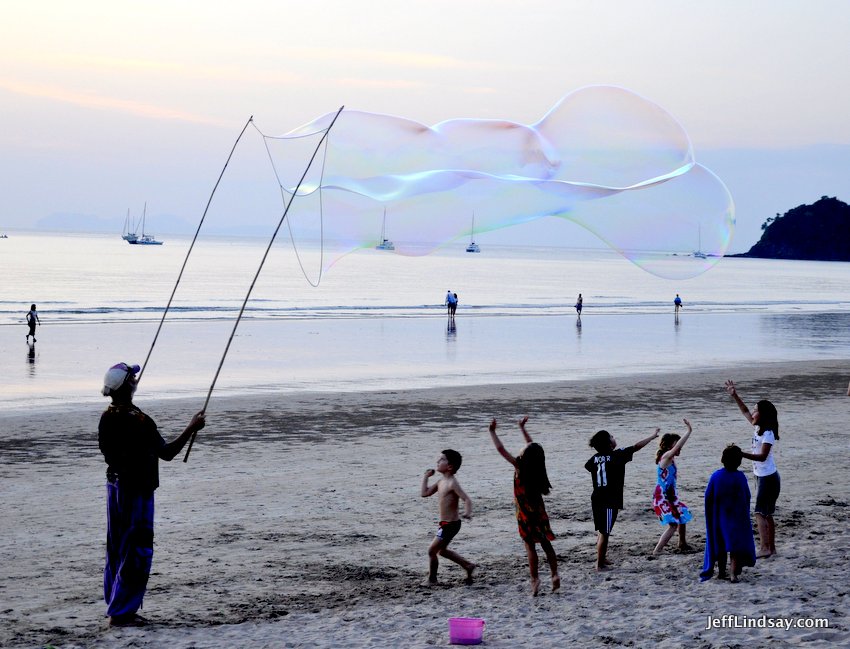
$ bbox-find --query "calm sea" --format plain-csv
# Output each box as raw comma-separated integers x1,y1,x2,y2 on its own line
1,232,849,412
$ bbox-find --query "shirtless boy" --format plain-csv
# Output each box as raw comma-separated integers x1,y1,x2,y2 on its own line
421,449,476,584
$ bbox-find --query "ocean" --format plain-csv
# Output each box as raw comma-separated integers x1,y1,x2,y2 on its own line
1,232,849,412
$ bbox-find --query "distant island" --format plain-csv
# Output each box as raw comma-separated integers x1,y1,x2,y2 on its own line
733,196,850,261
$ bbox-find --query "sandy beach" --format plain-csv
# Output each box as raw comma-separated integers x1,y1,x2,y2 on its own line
1,359,848,648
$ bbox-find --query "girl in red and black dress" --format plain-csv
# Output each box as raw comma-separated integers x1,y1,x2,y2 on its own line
489,416,560,596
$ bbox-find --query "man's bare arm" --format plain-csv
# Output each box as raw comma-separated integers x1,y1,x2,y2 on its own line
160,411,205,461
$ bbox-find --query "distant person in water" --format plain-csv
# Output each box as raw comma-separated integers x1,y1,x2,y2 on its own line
98,362,206,626
445,290,458,318
575,294,583,317
674,294,682,314
26,304,40,342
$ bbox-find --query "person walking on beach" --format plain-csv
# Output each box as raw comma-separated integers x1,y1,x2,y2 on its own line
724,380,780,559
575,293,583,318
585,427,659,571
488,417,560,596
674,294,682,314
98,362,206,626
421,449,476,584
25,304,40,342
700,444,757,583
451,292,458,317
651,419,694,556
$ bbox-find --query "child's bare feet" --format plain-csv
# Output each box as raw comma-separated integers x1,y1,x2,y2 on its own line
756,550,773,559
464,564,476,585
730,575,740,583
595,564,613,572
551,574,561,592
531,577,540,596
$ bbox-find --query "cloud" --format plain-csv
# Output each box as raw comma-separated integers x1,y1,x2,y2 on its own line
333,77,428,90
0,78,229,127
277,46,533,72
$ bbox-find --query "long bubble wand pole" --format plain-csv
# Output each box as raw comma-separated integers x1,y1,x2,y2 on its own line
137,116,254,385
183,105,345,463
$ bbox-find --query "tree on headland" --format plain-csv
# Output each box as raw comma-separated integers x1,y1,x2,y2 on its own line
735,196,850,261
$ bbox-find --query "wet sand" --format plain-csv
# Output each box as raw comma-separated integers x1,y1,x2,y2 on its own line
1,360,848,647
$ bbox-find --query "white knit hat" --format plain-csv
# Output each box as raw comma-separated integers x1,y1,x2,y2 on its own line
101,363,140,396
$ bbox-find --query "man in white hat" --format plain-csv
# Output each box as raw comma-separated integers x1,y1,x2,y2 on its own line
98,362,206,626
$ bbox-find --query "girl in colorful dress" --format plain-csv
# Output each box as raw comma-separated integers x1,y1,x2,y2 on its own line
488,416,560,596
651,419,694,555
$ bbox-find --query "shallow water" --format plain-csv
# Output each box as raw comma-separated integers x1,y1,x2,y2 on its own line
1,232,849,411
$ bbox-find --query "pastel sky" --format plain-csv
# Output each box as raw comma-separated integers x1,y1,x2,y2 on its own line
2,0,849,252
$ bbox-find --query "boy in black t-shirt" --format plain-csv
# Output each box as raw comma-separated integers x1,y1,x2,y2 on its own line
585,428,659,571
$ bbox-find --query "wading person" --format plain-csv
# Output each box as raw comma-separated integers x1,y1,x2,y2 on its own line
26,304,40,342
98,362,206,626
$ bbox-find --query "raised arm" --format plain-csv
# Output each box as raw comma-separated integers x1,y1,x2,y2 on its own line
633,427,661,452
725,380,754,425
518,415,532,444
421,469,438,497
159,411,206,461
658,419,693,468
489,419,518,467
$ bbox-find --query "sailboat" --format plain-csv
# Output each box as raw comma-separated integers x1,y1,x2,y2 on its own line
692,224,707,259
121,208,137,242
128,202,163,245
375,208,395,250
465,212,480,253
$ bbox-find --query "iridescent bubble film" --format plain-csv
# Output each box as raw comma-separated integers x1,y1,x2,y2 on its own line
261,86,734,280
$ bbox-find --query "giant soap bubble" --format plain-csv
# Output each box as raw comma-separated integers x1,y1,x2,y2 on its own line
259,86,734,280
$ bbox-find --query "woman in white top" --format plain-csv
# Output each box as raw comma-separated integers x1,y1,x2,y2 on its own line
724,380,780,558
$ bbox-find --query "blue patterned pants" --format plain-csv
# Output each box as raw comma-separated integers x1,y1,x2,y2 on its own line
104,482,154,617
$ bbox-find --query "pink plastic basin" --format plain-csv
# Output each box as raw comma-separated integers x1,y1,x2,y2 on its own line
448,617,485,645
